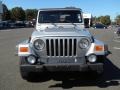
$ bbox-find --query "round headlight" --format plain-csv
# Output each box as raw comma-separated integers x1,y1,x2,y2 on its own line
27,55,36,64
87,54,97,63
33,39,45,50
79,38,90,49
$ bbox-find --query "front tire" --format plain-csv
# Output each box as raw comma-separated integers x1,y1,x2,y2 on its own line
97,56,105,76
96,68,104,75
97,56,105,63
19,56,29,80
20,69,29,80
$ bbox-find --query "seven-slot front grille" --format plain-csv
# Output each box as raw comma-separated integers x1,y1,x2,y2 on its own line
46,38,77,56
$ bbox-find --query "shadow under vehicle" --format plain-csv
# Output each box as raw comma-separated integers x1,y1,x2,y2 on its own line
25,56,120,89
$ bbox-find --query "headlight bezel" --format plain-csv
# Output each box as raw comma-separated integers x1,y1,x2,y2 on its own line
79,38,90,49
33,39,45,50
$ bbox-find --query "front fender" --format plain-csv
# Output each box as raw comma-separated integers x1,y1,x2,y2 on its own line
86,39,108,56
16,40,35,57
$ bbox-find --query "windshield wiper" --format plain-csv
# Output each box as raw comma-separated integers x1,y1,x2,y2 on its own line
65,20,77,27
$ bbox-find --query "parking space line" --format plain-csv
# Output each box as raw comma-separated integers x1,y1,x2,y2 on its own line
113,39,120,43
0,30,11,31
113,47,120,50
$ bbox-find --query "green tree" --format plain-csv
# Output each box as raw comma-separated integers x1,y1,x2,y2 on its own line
11,7,26,21
100,15,111,25
115,15,120,25
93,15,111,25
25,9,38,21
2,4,11,20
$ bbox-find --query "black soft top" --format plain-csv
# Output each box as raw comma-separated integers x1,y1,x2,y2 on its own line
39,7,82,11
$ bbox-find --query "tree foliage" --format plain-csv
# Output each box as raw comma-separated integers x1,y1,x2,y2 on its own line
2,4,11,20
115,15,120,25
92,15,111,25
11,7,26,21
25,9,38,21
100,15,111,25
1,3,115,26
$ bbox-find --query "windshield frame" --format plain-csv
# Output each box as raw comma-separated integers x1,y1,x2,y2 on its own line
38,10,83,24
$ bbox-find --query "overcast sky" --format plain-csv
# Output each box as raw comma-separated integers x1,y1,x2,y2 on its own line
1,0,120,20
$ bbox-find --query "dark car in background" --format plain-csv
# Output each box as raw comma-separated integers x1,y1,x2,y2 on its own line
15,21,26,28
9,22,16,28
1,21,9,29
93,23,107,29
0,22,3,29
0,21,9,29
25,20,36,27
0,20,35,30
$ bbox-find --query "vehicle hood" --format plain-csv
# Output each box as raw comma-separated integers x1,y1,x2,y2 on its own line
31,27,91,38
36,23,84,30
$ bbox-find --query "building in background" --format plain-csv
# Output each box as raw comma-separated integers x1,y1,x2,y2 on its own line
0,1,3,22
83,13,92,28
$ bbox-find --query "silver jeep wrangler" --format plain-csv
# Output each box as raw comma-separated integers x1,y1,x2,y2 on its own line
17,7,108,79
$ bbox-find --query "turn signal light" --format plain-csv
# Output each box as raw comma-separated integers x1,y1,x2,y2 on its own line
95,45,104,51
20,47,29,52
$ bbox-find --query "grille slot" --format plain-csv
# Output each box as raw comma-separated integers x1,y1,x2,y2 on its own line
46,39,49,55
55,39,58,56
74,39,77,56
69,39,72,56
60,39,63,56
51,39,54,56
65,39,67,56
46,38,77,56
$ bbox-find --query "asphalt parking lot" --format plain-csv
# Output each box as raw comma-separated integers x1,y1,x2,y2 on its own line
0,27,120,90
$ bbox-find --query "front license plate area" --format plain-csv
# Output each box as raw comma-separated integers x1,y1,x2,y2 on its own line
48,58,76,64
57,59,72,63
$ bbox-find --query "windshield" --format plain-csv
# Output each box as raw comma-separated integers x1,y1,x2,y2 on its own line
38,10,82,23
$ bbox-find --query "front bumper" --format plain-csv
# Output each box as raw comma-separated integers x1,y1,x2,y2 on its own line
20,63,103,72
